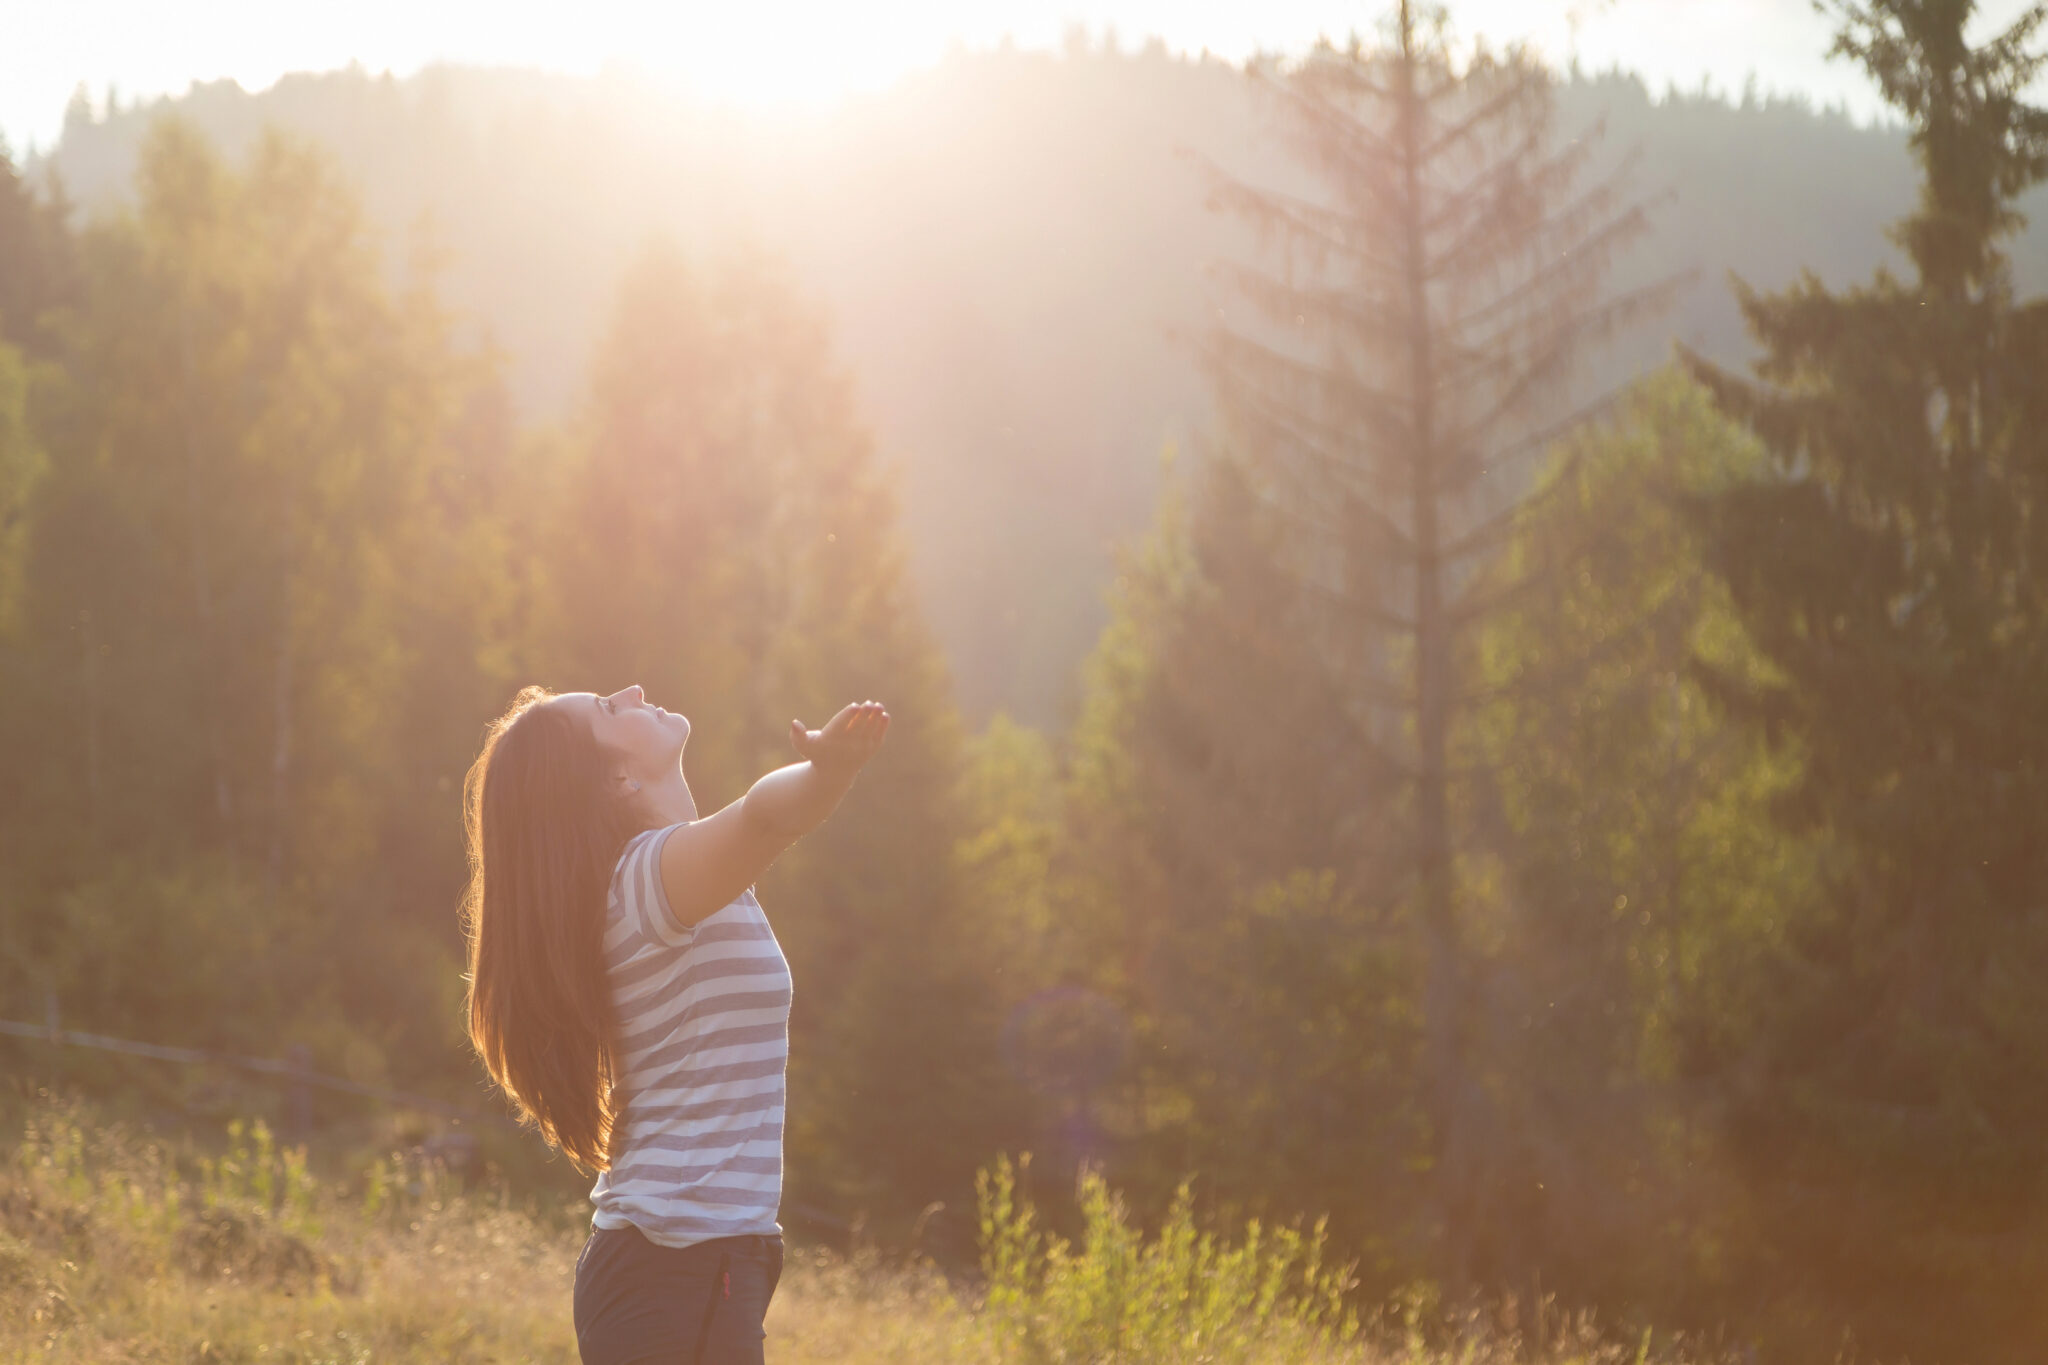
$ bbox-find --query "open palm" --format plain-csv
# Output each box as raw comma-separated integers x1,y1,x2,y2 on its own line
790,700,890,772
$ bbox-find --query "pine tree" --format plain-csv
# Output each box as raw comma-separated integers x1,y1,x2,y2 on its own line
1191,0,1669,1271
537,242,1021,1236
0,339,41,639
1682,2,2048,1355
1064,452,1421,1251
2,117,494,1078
1465,370,1815,1307
0,138,77,357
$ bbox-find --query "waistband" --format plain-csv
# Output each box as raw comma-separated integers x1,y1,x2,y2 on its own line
596,1223,782,1257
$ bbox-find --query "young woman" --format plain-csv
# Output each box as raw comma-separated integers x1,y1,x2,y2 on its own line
461,683,889,1365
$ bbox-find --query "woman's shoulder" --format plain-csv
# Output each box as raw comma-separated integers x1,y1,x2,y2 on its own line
608,822,688,912
610,821,752,951
620,821,681,860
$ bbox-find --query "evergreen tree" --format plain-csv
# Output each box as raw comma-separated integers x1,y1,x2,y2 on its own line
534,242,1020,1236
1465,370,1817,1314
0,338,41,638
0,334,48,1014
1,117,496,1084
0,139,77,357
1052,451,1421,1254
1683,3,2048,1357
1187,0,1668,1271
0,149,73,979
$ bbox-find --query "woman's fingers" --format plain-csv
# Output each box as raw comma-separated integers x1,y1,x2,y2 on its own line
796,702,889,766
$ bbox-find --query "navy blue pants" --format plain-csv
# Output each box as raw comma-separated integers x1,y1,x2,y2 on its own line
573,1226,784,1365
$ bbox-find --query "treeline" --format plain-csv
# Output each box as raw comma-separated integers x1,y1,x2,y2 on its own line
39,35,2048,729
7,3,2048,1363
0,117,1016,1237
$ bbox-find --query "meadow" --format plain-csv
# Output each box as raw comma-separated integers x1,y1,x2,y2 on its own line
0,1091,1723,1365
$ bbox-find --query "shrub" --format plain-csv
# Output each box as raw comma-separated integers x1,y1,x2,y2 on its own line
976,1153,1360,1364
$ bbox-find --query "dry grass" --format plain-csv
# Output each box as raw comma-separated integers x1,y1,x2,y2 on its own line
0,1095,1726,1365
0,1099,582,1363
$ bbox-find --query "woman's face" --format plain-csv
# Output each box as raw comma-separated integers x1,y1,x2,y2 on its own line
556,685,689,789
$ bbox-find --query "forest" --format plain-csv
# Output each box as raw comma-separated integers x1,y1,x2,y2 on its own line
6,1,2048,1361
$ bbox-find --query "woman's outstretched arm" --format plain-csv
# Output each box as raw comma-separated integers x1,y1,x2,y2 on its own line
655,701,889,930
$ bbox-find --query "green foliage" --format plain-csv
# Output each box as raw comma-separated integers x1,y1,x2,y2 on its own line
1455,370,1820,1311
14,17,2048,1362
955,715,1065,987
47,860,286,1050
1195,4,1677,1296
1056,368,1872,1354
976,1153,1360,1364
44,52,2036,727
1,109,1029,1256
0,1094,578,1360
14,1107,319,1251
1057,449,1422,1248
0,142,76,357
1681,3,2048,1357
13,1107,183,1256
0,115,506,1101
1471,370,1812,1071
196,1118,319,1240
359,1151,393,1222
516,238,1022,1230
0,339,43,636
0,1095,1745,1363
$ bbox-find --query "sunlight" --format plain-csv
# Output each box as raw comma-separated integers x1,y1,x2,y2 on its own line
8,0,1980,152
553,4,963,108
14,2,2048,1361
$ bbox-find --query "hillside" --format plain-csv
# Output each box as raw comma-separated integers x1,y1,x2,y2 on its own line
39,45,2047,723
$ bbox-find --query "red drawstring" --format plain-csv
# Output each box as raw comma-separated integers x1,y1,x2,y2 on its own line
721,1269,731,1299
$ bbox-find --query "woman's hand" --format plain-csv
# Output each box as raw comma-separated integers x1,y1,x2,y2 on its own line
789,700,890,774
661,702,893,926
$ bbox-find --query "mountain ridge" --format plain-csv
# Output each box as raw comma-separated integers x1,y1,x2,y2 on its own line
38,47,2045,724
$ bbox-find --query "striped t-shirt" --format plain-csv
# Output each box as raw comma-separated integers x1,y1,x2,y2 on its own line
588,822,792,1248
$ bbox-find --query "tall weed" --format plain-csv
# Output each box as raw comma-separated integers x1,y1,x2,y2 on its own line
977,1152,1359,1363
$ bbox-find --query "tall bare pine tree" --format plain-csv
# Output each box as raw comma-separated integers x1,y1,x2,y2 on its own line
1197,1,1670,1269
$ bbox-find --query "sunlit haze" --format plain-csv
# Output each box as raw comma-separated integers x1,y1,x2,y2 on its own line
15,0,2041,154
15,0,2048,1356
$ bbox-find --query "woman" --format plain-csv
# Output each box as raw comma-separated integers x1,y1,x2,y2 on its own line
461,683,889,1365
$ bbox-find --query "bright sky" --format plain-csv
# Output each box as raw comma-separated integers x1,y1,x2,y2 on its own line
7,0,2043,155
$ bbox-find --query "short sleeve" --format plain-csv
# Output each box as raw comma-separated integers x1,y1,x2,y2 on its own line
619,822,695,949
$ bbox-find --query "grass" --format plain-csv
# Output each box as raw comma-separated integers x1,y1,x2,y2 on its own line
0,1091,1731,1364
1,1097,578,1362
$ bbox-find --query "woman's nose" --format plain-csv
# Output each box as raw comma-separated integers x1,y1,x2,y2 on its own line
625,684,645,706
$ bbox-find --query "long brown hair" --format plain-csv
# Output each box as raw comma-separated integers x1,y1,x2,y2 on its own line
461,685,640,1172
